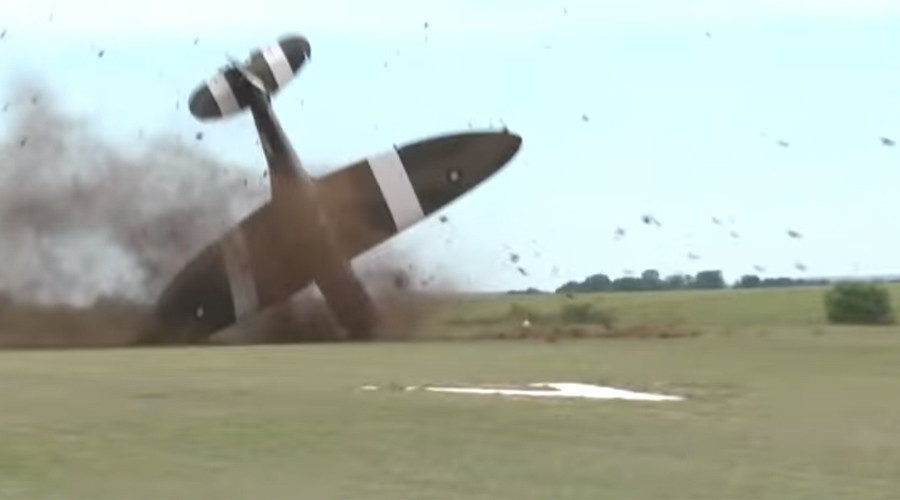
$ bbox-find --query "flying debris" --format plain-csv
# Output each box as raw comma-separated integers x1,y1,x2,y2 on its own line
424,21,429,29
438,215,448,223
193,37,200,46
795,262,807,271
754,265,765,272
711,217,721,225
614,227,626,239
581,114,589,122
705,31,712,38
31,95,39,105
19,137,27,148
787,230,802,238
880,137,895,147
730,231,739,238
687,252,700,260
97,50,105,58
776,140,789,148
517,267,528,276
642,214,661,227
509,253,520,264
1,29,6,39
195,132,204,141
142,34,522,343
2,103,8,112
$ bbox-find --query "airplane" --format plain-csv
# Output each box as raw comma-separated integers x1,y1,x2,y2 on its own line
138,34,522,343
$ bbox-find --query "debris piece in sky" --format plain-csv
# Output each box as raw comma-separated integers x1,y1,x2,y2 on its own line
614,227,626,239
97,50,105,58
563,7,568,14
424,21,429,29
31,95,39,105
175,100,180,110
243,179,248,187
705,32,712,38
795,262,807,271
383,61,388,69
509,253,520,264
688,252,700,260
777,140,790,148
195,132,203,141
712,217,721,225
730,231,739,238
0,29,6,39
2,103,8,112
642,215,661,227
48,13,54,22
438,215,448,223
516,266,528,276
753,265,765,272
581,114,589,122
787,230,802,238
193,37,199,46
880,137,895,147
19,137,28,147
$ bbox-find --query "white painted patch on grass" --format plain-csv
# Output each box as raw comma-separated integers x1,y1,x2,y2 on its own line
362,382,683,401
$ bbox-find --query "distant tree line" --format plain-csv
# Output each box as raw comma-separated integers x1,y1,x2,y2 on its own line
554,270,830,294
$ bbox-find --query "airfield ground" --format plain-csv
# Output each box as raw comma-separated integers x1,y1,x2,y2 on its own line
2,285,900,498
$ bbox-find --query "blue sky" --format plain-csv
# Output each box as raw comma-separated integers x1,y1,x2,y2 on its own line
2,0,900,291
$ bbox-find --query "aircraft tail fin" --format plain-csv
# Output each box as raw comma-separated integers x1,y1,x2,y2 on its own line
189,35,310,121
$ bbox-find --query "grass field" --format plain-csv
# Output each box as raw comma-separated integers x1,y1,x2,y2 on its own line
2,285,900,499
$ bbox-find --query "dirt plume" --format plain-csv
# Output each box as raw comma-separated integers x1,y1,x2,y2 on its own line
0,84,445,346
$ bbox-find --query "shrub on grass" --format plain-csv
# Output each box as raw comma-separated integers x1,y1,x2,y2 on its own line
559,303,616,329
825,282,895,325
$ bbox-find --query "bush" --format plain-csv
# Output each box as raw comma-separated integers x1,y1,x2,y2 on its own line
559,303,616,329
825,282,895,325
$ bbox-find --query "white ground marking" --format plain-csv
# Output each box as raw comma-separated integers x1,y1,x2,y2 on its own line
207,72,241,116
220,229,258,318
261,42,294,89
361,382,683,401
367,149,425,231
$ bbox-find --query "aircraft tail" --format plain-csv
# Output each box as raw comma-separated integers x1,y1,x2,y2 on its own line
189,35,310,121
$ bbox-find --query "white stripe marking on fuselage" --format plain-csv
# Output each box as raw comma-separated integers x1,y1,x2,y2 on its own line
207,72,241,116
261,43,294,90
367,149,424,231
220,229,258,318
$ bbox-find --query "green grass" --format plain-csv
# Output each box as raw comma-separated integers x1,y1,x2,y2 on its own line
435,283,900,334
3,285,900,498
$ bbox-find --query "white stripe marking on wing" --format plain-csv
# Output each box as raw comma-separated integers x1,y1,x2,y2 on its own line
367,149,424,231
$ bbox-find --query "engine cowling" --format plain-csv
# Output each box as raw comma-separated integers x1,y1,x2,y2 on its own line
188,35,311,120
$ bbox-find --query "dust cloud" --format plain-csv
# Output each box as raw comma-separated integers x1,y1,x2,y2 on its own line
0,84,266,306
0,84,439,346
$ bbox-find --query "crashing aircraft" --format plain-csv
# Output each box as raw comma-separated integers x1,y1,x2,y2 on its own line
139,34,521,343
